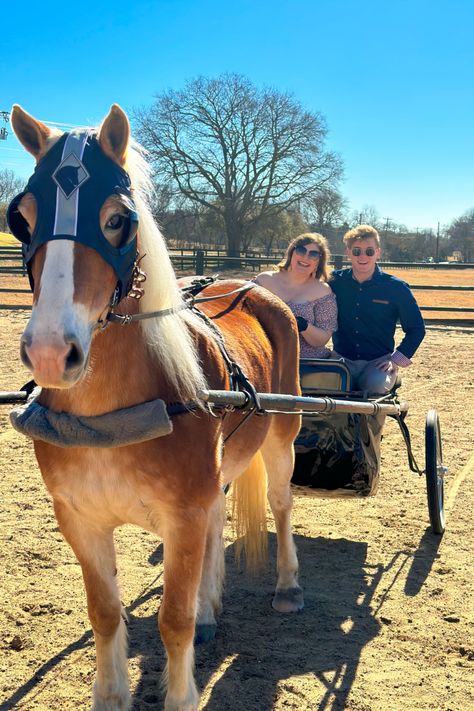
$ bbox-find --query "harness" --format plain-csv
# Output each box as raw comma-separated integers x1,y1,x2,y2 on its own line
115,275,266,425
10,277,267,450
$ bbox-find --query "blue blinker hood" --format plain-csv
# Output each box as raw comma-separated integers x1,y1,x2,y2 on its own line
7,129,139,302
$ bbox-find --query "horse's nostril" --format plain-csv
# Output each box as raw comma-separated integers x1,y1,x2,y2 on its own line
65,342,84,370
20,340,33,370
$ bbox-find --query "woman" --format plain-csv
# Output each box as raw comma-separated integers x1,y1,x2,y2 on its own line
254,233,337,358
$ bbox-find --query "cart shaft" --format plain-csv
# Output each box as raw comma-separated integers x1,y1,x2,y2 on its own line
198,389,402,416
0,392,28,404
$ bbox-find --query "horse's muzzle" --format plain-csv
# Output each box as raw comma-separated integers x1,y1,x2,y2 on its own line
20,332,87,388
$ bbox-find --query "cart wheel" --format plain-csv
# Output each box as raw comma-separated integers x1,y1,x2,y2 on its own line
425,410,446,535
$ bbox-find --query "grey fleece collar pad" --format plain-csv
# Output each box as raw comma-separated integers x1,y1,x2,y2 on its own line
10,387,173,448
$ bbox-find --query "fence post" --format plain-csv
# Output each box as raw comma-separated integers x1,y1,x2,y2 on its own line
196,249,205,275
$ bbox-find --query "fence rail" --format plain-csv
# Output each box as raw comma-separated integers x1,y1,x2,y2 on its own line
1,245,474,271
1,247,473,320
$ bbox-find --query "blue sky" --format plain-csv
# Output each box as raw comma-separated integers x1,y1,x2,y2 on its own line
2,0,473,231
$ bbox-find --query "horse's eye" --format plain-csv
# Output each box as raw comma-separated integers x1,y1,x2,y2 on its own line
106,214,125,230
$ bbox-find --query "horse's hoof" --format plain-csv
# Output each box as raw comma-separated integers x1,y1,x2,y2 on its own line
272,586,304,613
194,623,217,644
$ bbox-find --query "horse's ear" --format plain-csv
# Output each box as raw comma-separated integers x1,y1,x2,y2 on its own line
98,105,130,167
11,105,52,159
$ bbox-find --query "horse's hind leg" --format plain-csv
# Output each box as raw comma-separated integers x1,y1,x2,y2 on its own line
261,418,304,613
53,501,130,711
195,490,226,643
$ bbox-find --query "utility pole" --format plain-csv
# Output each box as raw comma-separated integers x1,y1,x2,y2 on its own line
382,216,391,238
0,110,9,140
435,221,440,263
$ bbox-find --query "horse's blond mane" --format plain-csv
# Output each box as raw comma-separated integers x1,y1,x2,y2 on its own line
125,140,210,401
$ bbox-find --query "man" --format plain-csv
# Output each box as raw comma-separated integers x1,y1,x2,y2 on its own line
330,224,426,393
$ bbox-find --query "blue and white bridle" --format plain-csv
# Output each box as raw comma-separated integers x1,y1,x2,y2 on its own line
7,129,139,302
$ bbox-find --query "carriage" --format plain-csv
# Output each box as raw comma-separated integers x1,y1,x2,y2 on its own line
197,353,446,535
2,103,446,711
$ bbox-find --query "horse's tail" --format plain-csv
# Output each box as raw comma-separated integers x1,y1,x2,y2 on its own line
231,450,268,572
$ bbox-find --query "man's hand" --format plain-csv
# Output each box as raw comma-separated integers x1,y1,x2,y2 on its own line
372,354,398,373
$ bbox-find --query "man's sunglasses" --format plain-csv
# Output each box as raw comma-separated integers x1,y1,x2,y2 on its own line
351,246,376,257
294,244,321,260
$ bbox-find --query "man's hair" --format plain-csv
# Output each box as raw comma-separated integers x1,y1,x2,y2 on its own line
343,224,380,248
278,232,331,281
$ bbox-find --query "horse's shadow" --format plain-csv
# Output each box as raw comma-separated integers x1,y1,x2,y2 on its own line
130,533,383,711
2,528,440,711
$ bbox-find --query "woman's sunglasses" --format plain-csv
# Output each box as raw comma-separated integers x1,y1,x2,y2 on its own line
351,246,376,257
294,244,321,260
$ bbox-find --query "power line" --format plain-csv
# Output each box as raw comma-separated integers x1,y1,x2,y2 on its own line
36,118,85,129
1,109,86,132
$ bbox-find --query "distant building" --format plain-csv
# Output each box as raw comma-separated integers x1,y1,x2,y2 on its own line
447,251,463,262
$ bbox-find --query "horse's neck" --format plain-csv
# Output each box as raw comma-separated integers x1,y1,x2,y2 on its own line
41,323,174,416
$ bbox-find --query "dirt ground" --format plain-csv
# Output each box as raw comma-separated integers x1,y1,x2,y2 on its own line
0,310,473,711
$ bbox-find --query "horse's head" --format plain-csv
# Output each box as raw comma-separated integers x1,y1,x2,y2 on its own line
8,105,139,388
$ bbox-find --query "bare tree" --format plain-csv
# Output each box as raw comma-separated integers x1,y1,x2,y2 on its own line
133,74,343,256
306,187,348,232
447,208,474,262
349,204,381,229
0,168,24,232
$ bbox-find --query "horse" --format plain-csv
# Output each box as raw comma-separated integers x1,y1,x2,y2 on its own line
8,104,304,711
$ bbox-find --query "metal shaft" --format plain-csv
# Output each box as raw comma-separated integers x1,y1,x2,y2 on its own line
0,391,28,404
197,389,402,416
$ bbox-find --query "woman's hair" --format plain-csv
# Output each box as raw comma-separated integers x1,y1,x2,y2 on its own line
278,232,331,281
343,224,380,248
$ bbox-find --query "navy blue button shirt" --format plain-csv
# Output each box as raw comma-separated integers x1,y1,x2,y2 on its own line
330,266,426,361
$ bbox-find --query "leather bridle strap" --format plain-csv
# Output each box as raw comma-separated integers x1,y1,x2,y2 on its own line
106,280,256,325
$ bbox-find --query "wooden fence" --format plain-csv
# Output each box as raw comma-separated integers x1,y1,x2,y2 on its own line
1,246,473,320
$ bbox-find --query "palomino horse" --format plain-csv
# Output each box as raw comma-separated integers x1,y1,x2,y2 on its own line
8,105,303,711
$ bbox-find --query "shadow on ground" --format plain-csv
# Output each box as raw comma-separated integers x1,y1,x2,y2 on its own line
130,533,382,711
4,531,425,711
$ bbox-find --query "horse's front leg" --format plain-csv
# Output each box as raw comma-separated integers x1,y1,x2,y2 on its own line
53,501,130,711
160,504,209,711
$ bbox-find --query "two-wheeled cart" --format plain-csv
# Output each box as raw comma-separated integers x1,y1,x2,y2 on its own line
199,357,446,535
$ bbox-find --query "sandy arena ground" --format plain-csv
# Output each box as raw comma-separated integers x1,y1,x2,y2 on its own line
0,308,473,711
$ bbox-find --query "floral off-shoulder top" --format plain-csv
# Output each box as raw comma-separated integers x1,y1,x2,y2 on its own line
287,291,338,358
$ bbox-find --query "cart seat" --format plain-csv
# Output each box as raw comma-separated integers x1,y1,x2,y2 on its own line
299,358,352,394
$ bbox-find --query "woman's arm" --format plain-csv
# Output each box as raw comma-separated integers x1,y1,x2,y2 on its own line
299,321,333,347
299,292,338,347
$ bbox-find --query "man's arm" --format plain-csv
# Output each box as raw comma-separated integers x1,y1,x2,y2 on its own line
396,285,426,360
